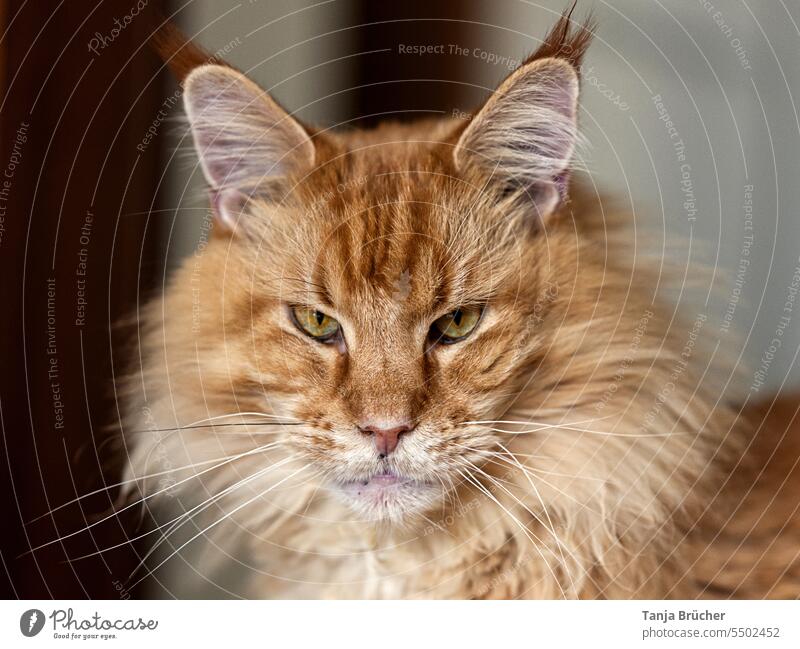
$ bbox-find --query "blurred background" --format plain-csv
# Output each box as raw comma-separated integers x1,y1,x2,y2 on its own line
1,0,798,598
168,0,800,391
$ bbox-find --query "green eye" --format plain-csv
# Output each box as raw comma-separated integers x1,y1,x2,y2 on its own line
291,306,340,341
430,306,482,343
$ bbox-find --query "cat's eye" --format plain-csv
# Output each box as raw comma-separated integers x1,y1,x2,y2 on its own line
291,305,341,341
429,306,483,344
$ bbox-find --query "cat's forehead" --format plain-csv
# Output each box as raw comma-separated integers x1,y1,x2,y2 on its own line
307,119,461,200
263,122,516,311
291,194,465,314
270,196,498,315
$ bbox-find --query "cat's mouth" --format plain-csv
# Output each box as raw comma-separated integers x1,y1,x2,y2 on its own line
335,470,439,519
339,469,425,493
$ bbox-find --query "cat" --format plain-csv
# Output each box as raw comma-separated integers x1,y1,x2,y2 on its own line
120,11,796,599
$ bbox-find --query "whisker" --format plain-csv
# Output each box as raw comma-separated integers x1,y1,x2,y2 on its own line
419,511,453,537
462,456,580,596
189,411,300,423
126,455,297,574
479,454,604,514
299,473,327,518
455,444,607,483
455,466,568,599
484,423,686,438
458,413,667,437
494,443,589,593
66,456,295,562
28,442,288,524
125,421,305,436
460,413,616,427
434,473,456,515
127,463,311,588
23,440,284,554
455,444,551,463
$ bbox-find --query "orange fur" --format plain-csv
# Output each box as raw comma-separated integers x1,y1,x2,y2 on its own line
121,11,798,598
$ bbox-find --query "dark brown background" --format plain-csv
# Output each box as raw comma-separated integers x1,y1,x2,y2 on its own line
1,0,797,600
0,0,475,599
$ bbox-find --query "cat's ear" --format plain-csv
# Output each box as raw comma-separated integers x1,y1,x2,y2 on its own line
183,64,315,230
454,13,592,222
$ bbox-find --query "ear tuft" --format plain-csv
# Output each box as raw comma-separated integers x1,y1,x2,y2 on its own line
524,2,594,70
148,13,226,82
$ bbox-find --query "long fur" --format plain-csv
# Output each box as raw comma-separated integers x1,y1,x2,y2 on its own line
116,10,797,599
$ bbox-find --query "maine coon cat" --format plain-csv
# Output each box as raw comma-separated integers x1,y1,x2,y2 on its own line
119,12,797,598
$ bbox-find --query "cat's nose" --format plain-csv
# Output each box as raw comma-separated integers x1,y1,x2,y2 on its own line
359,421,413,458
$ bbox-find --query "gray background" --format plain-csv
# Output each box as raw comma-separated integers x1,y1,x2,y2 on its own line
163,0,800,394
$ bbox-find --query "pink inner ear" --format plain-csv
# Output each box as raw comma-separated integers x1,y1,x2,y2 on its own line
546,74,579,121
183,65,315,195
453,57,580,224
209,188,247,232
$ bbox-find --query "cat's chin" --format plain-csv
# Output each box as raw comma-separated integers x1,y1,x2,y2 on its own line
334,470,441,523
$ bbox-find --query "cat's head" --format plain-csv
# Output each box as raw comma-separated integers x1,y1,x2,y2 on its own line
179,15,593,523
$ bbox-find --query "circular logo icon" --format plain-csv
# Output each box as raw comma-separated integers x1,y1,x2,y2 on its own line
20,609,45,637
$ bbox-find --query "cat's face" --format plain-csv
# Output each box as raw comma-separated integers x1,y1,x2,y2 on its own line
242,170,551,522
181,40,585,522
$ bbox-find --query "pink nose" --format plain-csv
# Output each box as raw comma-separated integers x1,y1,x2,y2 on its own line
359,422,413,458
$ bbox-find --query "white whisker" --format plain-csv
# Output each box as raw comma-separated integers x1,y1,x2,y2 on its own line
24,440,285,554
455,444,608,484
487,423,685,438
128,463,311,588
461,457,579,596
455,466,568,599
460,413,616,427
28,441,286,524
68,455,295,562
127,455,298,574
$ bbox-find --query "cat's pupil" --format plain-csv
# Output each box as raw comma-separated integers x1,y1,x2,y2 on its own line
315,311,325,326
452,310,463,327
